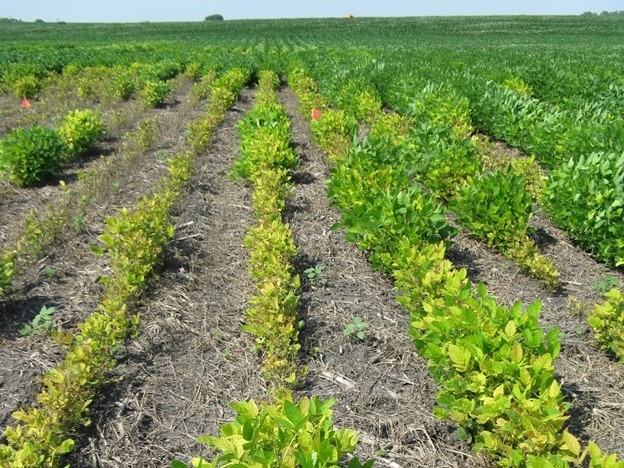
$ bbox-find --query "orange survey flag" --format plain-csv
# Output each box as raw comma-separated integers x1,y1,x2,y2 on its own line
311,108,322,121
22,96,31,109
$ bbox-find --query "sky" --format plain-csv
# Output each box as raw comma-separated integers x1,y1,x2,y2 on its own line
1,0,622,23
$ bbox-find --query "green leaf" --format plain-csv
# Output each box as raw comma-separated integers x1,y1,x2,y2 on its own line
510,343,523,363
284,399,303,425
242,420,254,441
57,438,75,454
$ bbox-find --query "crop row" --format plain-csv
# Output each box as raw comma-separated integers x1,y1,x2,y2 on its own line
0,68,248,467
231,70,302,390
2,56,198,101
299,60,559,288
0,108,105,299
0,68,218,301
294,48,623,270
463,78,624,267
295,50,624,365
394,84,559,287
0,109,158,300
289,70,623,467
175,71,371,468
0,108,104,187
297,55,624,368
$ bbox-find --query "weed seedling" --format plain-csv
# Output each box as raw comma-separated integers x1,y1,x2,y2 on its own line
343,316,368,340
304,263,326,284
73,214,86,233
19,305,57,336
42,266,57,278
568,296,588,317
594,275,619,293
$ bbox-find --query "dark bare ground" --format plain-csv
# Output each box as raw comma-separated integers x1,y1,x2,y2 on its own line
67,87,264,467
0,79,209,429
447,141,624,456
281,87,488,467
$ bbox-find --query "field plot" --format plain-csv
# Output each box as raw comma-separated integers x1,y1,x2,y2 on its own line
0,15,623,468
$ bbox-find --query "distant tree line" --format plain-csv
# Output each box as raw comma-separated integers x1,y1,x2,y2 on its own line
205,14,224,21
581,10,624,17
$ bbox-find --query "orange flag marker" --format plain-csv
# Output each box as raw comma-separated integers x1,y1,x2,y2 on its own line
311,107,322,121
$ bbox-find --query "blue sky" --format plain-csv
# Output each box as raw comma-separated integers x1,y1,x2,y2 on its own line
1,0,622,22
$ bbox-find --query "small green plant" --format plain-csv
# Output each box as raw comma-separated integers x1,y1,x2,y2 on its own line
304,263,326,284
135,118,155,152
109,73,135,100
58,109,105,159
19,306,57,336
594,275,619,293
77,76,96,99
568,296,589,317
452,168,559,287
73,214,86,233
310,108,358,161
0,126,65,186
0,252,16,296
42,266,57,278
343,316,368,340
174,396,372,468
140,80,171,107
13,75,41,99
502,76,533,97
190,70,216,102
452,169,532,250
588,288,624,361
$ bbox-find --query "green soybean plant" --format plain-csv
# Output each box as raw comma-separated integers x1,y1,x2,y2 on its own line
173,396,373,468
0,126,65,186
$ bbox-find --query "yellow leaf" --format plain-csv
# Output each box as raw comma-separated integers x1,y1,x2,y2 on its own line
561,430,581,457
493,384,505,399
510,343,523,363
548,380,561,399
504,320,516,337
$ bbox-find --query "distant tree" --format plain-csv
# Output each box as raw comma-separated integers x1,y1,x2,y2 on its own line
580,11,596,17
205,14,224,21
34,19,45,23
598,10,624,16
